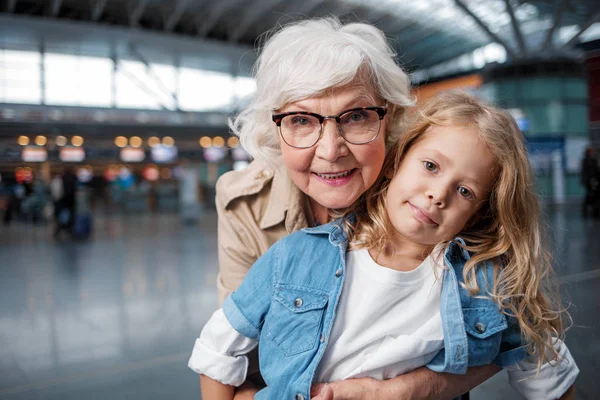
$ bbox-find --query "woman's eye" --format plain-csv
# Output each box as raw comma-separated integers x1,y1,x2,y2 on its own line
291,116,310,125
458,187,473,199
423,161,437,172
349,112,366,122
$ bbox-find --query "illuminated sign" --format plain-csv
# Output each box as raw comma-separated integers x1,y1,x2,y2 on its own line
22,146,48,162
120,147,146,162
59,146,86,162
203,146,226,162
151,144,178,163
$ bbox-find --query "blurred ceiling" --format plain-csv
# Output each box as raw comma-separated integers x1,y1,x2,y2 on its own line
2,0,599,71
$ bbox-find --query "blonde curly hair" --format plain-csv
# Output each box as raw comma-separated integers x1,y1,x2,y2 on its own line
343,91,567,370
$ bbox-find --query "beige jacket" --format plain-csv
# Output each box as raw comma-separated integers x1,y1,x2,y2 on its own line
215,160,312,305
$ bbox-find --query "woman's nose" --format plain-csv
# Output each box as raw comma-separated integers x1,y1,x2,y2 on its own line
314,120,349,161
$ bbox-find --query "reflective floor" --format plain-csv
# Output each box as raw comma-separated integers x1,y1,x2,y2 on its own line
0,208,598,399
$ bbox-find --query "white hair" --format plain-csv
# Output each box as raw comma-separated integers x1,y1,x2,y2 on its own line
230,17,415,166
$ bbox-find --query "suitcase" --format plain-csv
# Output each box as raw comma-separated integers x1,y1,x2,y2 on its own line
73,213,92,239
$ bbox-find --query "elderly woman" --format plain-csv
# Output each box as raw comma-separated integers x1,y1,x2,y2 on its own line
195,18,498,399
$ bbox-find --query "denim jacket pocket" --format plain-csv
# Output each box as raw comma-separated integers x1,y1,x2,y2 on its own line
463,307,507,365
266,285,329,356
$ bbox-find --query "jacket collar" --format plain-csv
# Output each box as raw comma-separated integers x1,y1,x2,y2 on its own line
259,163,310,233
303,217,351,245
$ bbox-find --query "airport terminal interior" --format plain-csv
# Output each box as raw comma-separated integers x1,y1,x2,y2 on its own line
1,0,600,399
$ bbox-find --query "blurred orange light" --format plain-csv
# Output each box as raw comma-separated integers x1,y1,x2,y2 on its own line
148,136,160,147
115,136,127,148
130,136,143,148
71,136,84,147
17,136,29,146
199,136,212,148
35,136,47,146
212,136,225,148
56,136,67,146
227,137,239,148
162,136,174,147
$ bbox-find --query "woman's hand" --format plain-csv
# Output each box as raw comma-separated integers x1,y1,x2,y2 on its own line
311,377,406,400
311,365,500,400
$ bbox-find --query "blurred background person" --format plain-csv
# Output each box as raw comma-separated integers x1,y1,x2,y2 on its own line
54,167,77,237
581,146,600,218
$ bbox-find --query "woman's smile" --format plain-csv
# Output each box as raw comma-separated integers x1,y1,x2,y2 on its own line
312,169,358,186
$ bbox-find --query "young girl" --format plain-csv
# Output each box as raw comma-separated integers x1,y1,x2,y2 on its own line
189,92,578,399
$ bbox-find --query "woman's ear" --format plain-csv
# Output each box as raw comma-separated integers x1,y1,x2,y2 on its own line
384,167,394,180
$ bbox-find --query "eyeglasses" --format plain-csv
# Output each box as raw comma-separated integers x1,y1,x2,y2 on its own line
272,106,388,149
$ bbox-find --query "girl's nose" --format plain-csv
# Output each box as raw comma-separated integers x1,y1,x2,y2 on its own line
427,187,449,208
314,120,349,162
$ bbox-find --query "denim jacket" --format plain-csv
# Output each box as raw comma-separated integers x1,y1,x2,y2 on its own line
223,219,527,400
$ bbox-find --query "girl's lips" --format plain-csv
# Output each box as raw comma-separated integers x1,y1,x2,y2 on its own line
408,203,438,225
312,169,357,187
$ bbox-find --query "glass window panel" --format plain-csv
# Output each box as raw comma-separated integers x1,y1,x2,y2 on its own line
523,105,551,135
521,78,559,101
494,79,518,106
45,53,112,107
79,56,112,107
234,77,256,100
0,49,41,104
178,68,233,111
116,61,162,110
563,78,587,100
565,104,588,134
115,61,176,110
45,53,80,105
149,64,177,110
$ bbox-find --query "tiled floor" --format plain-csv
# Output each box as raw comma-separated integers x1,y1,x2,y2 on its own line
0,208,598,399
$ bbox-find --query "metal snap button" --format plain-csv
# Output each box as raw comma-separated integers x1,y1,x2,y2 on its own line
295,394,304,400
335,269,343,277
294,298,303,307
475,322,486,334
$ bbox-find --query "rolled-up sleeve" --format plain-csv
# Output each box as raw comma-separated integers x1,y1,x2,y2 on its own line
506,339,579,399
188,309,258,387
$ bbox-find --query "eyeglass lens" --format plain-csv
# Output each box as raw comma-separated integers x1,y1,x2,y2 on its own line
279,109,381,148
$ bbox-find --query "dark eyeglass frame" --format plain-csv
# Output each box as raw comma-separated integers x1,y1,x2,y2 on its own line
272,106,388,149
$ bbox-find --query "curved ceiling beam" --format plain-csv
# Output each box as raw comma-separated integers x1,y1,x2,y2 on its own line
454,0,518,60
196,0,247,37
562,9,600,49
48,0,62,17
541,0,566,52
165,0,191,32
229,0,287,42
128,0,150,27
91,0,107,22
503,0,527,55
6,0,16,13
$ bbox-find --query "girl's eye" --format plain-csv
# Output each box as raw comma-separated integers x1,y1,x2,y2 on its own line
458,187,473,199
423,161,438,172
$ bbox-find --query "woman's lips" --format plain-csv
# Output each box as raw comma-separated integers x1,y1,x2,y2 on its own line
408,203,438,225
312,169,357,187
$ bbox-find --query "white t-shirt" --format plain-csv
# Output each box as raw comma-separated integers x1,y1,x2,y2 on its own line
315,248,444,382
189,249,579,398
